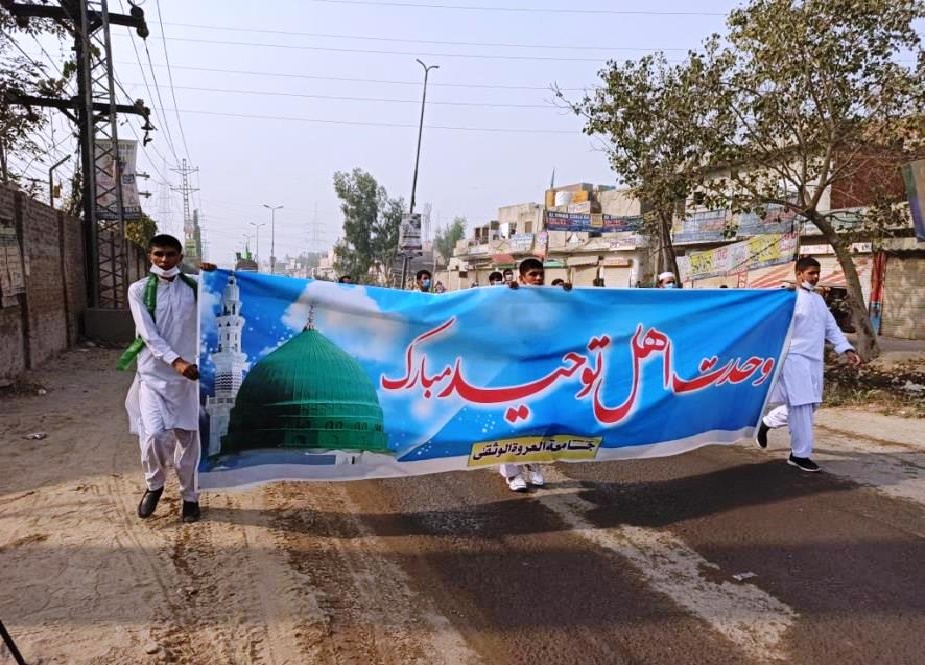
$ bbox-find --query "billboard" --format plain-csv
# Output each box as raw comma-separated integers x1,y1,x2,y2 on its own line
545,211,642,233
399,213,422,255
94,139,142,220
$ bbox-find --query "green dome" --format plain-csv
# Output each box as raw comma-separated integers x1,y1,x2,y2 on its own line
221,329,388,454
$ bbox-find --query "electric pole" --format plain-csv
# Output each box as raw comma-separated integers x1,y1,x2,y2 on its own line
262,203,283,274
2,0,152,308
170,159,201,270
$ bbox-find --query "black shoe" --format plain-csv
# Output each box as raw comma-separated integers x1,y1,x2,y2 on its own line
787,455,821,472
182,501,201,523
756,422,770,449
138,487,164,518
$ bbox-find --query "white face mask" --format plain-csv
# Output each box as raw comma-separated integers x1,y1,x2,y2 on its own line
801,281,815,291
150,264,181,278
662,282,677,288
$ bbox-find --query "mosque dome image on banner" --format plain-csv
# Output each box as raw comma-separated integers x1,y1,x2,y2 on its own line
220,324,389,455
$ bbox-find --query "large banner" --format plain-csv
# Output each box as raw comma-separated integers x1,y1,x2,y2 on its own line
197,271,795,489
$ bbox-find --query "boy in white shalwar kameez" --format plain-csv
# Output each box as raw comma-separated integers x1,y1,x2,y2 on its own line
756,256,861,472
122,234,204,522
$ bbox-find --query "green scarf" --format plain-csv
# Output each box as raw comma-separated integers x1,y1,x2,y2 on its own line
116,273,198,371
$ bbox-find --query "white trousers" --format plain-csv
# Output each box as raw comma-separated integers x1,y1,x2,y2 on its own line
140,429,199,501
762,403,816,458
499,464,540,478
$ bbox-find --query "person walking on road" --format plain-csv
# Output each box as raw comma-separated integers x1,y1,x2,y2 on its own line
498,258,550,492
756,256,862,472
121,234,211,522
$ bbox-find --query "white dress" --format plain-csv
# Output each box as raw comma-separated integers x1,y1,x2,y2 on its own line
769,286,853,408
124,274,199,437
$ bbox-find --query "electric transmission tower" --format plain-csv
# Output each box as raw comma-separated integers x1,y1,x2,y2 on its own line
2,0,152,308
170,159,199,268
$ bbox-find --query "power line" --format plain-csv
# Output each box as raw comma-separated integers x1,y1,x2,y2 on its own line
117,0,182,164
141,39,183,161
308,0,726,15
154,0,192,160
115,61,586,91
166,108,577,134
161,21,690,52
123,82,560,109
135,34,656,63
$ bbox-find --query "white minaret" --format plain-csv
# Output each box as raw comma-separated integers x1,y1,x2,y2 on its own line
205,274,249,456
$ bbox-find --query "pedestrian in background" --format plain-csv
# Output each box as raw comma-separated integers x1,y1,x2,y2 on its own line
657,272,677,288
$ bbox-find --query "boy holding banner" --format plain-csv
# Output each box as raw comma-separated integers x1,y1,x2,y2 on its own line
499,258,549,491
122,234,213,522
756,256,861,471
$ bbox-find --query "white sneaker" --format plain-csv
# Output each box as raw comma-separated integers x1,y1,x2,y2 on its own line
506,473,528,492
526,467,545,487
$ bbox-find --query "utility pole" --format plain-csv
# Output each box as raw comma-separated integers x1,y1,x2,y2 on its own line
400,59,438,290
2,0,151,309
249,221,265,267
262,203,283,274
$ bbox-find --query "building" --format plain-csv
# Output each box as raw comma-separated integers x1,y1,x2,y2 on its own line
205,273,250,456
445,183,647,289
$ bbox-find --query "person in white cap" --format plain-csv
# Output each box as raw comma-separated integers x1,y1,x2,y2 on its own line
755,256,861,471
657,271,677,288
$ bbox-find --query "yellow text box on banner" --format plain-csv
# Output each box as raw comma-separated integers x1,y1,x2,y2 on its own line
468,435,602,467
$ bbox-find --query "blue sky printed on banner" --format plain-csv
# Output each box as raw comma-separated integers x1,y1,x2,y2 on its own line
199,270,795,465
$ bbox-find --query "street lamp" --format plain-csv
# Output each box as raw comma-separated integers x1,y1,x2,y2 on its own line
401,59,439,289
410,59,439,216
262,204,283,274
249,221,266,269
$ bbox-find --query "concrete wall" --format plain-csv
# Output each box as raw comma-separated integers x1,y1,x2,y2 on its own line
0,185,87,382
599,188,642,217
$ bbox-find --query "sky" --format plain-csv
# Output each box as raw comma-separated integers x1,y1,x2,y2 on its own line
14,0,746,266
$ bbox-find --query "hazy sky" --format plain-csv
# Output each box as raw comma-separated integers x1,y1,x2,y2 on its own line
18,0,745,265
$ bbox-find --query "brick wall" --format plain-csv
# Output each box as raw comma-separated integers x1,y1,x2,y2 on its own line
0,185,90,382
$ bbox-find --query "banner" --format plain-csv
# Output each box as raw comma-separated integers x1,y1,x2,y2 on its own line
686,233,799,281
94,139,142,220
545,211,642,234
197,270,795,489
902,160,925,242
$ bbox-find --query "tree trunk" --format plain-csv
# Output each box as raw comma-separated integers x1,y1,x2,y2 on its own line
812,214,881,360
657,211,681,283
0,137,8,185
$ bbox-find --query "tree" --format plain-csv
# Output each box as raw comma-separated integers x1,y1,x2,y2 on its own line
698,0,925,360
125,213,157,247
557,44,729,282
564,0,925,359
433,216,466,265
0,15,69,186
332,168,404,283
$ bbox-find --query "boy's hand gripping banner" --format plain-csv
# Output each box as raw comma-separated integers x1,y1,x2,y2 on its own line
197,270,795,489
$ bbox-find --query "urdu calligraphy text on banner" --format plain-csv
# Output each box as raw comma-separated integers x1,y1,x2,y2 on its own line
197,270,795,489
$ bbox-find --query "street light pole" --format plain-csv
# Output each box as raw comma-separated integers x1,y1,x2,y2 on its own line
262,204,283,274
410,59,438,215
249,221,266,269
402,59,439,289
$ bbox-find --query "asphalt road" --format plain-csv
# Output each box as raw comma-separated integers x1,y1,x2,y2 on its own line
1,349,923,665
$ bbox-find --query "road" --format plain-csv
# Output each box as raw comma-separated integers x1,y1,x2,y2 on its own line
1,348,923,665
